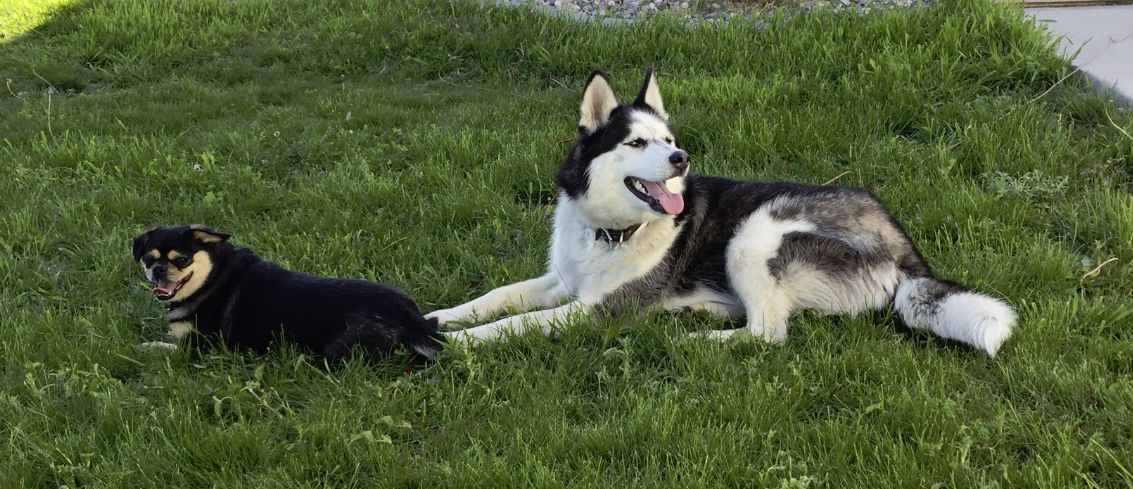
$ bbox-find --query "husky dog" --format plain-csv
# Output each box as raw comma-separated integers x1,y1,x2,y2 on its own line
430,69,1014,356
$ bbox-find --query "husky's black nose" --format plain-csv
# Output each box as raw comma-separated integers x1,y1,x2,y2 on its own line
152,264,168,279
669,151,689,173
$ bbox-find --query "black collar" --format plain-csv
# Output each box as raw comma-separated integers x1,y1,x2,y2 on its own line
595,223,642,244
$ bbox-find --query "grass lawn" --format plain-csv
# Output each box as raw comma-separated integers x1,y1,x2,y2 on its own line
1,0,1131,486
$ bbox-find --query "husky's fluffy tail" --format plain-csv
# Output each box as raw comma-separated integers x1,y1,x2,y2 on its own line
893,275,1015,356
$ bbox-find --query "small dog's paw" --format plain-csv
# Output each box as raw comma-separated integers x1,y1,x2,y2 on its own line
137,341,179,352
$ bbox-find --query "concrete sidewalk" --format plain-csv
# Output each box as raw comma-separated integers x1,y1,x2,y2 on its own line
1027,5,1133,106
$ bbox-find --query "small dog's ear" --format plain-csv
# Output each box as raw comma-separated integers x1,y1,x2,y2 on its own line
132,228,155,261
188,225,231,245
632,67,667,120
579,70,619,134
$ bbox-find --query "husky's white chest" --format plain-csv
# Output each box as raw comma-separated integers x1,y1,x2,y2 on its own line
548,200,680,303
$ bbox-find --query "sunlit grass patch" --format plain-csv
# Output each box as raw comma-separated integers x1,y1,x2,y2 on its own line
0,0,71,42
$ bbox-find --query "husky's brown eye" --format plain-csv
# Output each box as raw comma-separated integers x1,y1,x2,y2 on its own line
625,138,647,148
171,256,191,268
664,137,674,145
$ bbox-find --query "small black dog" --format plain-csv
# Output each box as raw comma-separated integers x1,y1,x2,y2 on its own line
132,225,445,362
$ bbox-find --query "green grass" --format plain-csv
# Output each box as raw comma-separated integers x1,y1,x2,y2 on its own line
2,0,1131,486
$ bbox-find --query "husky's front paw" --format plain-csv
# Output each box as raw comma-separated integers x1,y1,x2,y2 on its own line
426,309,465,331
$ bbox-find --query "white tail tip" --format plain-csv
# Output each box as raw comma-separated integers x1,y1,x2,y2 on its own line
895,278,1015,356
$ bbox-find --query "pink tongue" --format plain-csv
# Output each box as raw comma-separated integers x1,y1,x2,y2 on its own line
641,180,685,215
152,280,176,296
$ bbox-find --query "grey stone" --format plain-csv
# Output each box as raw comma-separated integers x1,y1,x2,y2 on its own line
483,0,934,23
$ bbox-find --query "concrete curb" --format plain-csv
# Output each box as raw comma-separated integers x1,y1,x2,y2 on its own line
1028,6,1133,108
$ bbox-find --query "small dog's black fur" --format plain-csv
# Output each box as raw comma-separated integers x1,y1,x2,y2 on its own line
132,225,445,363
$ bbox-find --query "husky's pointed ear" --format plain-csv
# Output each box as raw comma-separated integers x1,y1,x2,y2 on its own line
132,227,156,262
579,71,619,134
633,67,667,120
187,224,231,245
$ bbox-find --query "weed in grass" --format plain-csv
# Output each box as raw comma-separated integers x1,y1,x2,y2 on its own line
983,169,1069,204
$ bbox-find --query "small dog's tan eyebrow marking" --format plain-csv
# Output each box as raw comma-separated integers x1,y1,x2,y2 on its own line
149,250,160,259
167,250,181,260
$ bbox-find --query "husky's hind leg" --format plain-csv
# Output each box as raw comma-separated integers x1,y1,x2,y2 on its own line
686,294,792,342
662,288,745,319
690,210,807,343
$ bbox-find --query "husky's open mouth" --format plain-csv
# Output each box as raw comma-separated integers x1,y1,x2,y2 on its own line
151,272,192,301
625,177,685,215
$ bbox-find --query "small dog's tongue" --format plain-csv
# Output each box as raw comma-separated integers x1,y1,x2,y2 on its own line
642,180,684,215
152,279,176,296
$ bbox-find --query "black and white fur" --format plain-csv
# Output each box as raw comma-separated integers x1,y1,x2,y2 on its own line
430,69,1014,356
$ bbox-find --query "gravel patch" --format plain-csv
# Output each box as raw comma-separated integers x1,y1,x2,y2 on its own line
491,0,931,22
